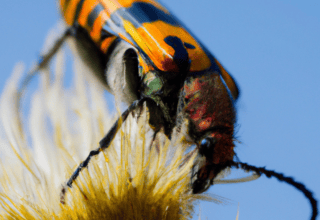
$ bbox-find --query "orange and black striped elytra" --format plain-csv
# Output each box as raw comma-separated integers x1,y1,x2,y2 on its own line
26,1,317,219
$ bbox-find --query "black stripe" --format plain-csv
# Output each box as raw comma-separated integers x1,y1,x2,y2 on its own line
164,36,191,72
117,2,179,28
103,37,121,60
73,0,86,25
87,4,104,29
101,20,118,40
63,0,71,12
100,29,114,40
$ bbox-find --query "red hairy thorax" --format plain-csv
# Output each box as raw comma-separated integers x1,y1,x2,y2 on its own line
183,72,235,134
182,72,236,181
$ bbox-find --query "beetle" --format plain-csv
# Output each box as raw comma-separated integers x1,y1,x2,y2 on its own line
25,0,317,218
56,0,241,195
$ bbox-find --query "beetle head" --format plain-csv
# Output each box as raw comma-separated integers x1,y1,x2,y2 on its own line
176,71,236,193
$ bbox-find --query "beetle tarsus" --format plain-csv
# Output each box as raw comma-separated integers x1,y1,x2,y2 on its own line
60,185,67,204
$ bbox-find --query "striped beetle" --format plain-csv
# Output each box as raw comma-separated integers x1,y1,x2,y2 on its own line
23,0,317,218
58,0,241,195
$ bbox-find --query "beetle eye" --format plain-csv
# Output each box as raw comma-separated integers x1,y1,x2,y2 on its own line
192,179,211,194
199,137,216,156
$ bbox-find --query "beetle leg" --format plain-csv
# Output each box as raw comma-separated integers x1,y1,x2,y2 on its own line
20,28,72,94
38,28,72,71
17,27,73,116
60,98,147,204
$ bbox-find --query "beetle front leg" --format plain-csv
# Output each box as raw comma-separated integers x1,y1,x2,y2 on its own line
60,98,148,204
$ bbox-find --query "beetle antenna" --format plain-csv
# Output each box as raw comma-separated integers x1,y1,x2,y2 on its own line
60,98,148,204
227,161,318,220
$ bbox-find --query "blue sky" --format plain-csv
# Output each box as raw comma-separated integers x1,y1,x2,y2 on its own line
1,1,319,219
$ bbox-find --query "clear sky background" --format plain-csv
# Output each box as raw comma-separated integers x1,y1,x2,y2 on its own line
1,1,319,220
